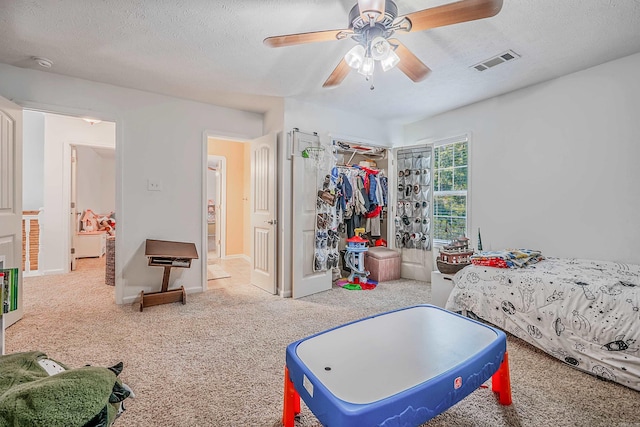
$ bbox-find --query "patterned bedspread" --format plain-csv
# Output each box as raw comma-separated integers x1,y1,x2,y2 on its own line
445,258,640,391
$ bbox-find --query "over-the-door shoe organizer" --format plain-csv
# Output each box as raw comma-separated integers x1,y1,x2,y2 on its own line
314,174,339,272
396,147,431,250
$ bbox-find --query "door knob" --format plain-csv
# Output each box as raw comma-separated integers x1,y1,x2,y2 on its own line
266,219,277,225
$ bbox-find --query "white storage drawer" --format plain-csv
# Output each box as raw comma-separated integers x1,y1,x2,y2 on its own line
76,232,107,258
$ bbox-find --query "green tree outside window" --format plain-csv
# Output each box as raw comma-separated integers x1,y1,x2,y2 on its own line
433,141,468,242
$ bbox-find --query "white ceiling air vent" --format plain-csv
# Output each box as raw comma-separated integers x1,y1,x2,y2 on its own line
471,50,520,71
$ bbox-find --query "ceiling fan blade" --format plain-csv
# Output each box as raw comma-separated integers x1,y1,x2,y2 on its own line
399,0,503,33
388,39,431,82
323,58,351,88
264,29,351,48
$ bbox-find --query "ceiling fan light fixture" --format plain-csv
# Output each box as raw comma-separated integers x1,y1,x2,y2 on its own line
345,44,366,69
358,56,375,77
358,0,386,24
380,49,400,72
265,0,504,88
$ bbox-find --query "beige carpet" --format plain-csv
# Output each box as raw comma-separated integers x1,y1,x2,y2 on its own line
207,264,231,280
5,258,640,426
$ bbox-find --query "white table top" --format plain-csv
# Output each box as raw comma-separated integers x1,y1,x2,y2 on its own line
295,306,499,404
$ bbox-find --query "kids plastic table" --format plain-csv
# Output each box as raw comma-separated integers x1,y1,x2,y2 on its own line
282,304,511,427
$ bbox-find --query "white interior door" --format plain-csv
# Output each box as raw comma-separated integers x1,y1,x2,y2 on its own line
292,131,331,298
0,95,23,354
215,159,224,258
70,146,78,271
250,133,277,294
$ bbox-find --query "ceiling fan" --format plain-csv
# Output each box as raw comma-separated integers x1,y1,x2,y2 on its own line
264,0,503,88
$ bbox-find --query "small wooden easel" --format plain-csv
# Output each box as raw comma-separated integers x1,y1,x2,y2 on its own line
140,239,198,312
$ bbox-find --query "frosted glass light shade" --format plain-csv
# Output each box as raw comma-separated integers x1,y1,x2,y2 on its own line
358,56,375,77
381,49,400,72
371,36,391,60
345,44,366,69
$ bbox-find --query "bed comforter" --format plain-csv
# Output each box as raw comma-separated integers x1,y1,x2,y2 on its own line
445,257,640,391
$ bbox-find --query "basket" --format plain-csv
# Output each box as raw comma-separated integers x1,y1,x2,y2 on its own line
436,259,469,275
105,236,115,286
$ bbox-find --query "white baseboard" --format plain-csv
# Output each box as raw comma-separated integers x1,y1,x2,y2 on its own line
40,269,66,276
280,289,292,298
23,271,44,278
224,254,250,262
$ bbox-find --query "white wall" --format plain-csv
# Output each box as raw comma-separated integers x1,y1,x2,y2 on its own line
285,98,393,148
76,145,114,215
75,145,101,213
404,53,640,265
22,110,45,210
0,63,263,303
100,155,116,213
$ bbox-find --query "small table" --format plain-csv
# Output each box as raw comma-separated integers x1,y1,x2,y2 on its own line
431,270,456,308
141,239,198,312
283,305,511,427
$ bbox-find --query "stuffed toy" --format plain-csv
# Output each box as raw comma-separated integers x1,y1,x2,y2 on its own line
81,210,115,236
0,351,133,427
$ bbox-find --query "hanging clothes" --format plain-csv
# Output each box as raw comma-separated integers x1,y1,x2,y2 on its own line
335,165,388,239
378,174,387,207
353,175,368,215
366,216,381,237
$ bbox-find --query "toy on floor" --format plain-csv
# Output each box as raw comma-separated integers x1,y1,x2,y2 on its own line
81,209,116,236
336,277,377,290
342,234,375,289
282,305,511,427
0,351,133,427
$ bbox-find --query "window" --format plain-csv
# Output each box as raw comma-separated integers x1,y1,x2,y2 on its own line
433,139,468,242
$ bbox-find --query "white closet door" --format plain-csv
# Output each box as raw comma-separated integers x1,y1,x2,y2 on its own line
292,131,331,298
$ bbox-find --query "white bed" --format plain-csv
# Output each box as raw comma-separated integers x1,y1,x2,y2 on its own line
445,257,640,391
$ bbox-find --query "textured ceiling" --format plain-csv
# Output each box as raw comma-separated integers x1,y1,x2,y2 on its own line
1,0,640,123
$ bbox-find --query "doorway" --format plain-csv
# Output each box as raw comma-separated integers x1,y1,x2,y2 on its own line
203,134,278,294
206,155,225,260
68,143,116,271
204,137,245,285
22,110,116,278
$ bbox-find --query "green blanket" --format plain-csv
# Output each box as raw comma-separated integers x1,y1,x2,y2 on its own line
0,351,130,427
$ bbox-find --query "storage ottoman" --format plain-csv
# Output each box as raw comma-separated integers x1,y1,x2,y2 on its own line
365,247,401,282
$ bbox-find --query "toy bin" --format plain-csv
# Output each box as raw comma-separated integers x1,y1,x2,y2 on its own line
364,247,401,282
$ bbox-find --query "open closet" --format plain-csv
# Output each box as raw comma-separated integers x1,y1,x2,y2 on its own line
299,129,435,297
311,138,434,284
310,139,390,281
